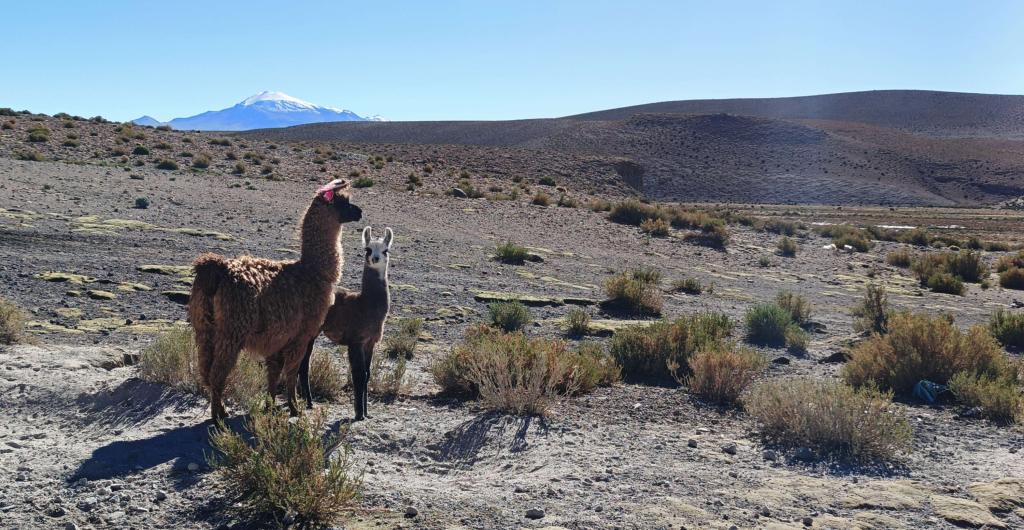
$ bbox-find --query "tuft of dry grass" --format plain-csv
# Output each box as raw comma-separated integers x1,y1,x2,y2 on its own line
139,325,265,409
489,300,532,332
383,317,423,359
368,355,410,398
564,307,591,337
775,291,811,325
0,296,27,345
609,312,733,382
843,312,1009,393
989,308,1024,350
209,401,361,527
886,248,913,268
996,251,1024,273
494,241,529,264
671,277,703,295
776,236,798,257
603,267,663,316
680,345,766,405
640,217,670,237
307,349,345,402
1000,267,1024,290
852,284,891,334
949,369,1022,424
531,190,552,206
745,378,911,461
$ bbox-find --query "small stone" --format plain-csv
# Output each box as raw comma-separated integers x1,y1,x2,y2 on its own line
771,356,791,365
687,439,698,448
802,516,813,526
78,497,98,512
47,505,67,517
793,447,816,461
760,507,771,517
154,491,167,502
64,523,80,530
404,506,418,518
525,508,545,519
762,449,778,461
721,442,737,455
450,187,468,198
187,462,200,472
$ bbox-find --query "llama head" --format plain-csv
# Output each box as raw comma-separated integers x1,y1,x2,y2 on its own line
361,226,393,271
317,179,362,223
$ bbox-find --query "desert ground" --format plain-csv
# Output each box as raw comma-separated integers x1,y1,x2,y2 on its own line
1,113,1023,530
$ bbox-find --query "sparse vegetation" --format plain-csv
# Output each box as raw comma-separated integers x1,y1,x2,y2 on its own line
537,176,556,186
745,378,911,461
608,199,664,226
531,190,551,206
368,355,410,398
15,150,45,162
564,307,591,337
0,297,27,345
208,401,361,527
132,145,149,155
886,248,913,268
640,217,670,236
603,267,663,316
156,160,178,170
684,221,730,249
192,153,211,169
776,236,798,257
948,370,1022,423
609,312,733,381
744,303,791,347
494,241,529,264
912,250,987,294
844,312,1010,393
383,317,423,359
488,300,532,332
816,224,871,252
989,308,1024,350
306,349,345,401
27,127,49,143
996,251,1024,272
671,277,703,295
852,284,891,334
1000,267,1024,290
353,177,374,188
681,345,766,405
775,291,811,325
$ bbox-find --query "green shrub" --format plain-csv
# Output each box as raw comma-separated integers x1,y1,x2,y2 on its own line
948,250,988,282
744,303,792,347
682,345,766,405
640,218,670,237
775,291,811,325
949,370,1022,423
306,349,345,401
494,241,529,264
353,177,374,188
912,251,986,292
603,268,663,315
844,312,1010,393
27,127,49,142
777,236,798,257
62,139,80,147
564,307,591,337
886,249,913,268
0,297,27,345
368,355,409,398
852,284,891,334
134,197,150,209
209,401,361,527
588,198,612,212
568,342,621,394
538,176,556,186
383,317,423,359
609,312,733,381
156,159,178,170
785,325,809,354
132,145,150,155
608,199,664,226
489,300,532,332
1000,267,1024,290
927,272,964,295
996,251,1024,272
192,153,211,169
671,277,703,295
684,222,730,248
989,309,1024,350
745,378,911,461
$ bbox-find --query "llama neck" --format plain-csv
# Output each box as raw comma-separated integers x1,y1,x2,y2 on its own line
297,202,342,283
361,265,390,312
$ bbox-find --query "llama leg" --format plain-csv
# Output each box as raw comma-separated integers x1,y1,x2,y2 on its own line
362,341,375,419
298,339,316,409
208,338,243,422
265,354,283,399
347,344,366,421
280,343,305,417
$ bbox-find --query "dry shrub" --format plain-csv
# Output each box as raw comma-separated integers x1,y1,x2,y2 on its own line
852,284,891,334
843,312,1008,393
671,277,703,295
368,355,410,398
684,221,730,248
744,303,791,347
990,308,1024,350
816,225,872,252
775,291,811,325
1000,267,1024,290
785,325,809,355
949,369,1022,424
777,236,798,257
587,198,612,212
384,317,423,359
995,251,1024,272
609,312,733,382
608,199,665,226
603,267,663,316
209,401,361,527
886,249,913,268
680,345,766,405
927,272,964,295
744,378,911,461
307,349,345,402
531,190,551,206
564,307,591,337
139,325,265,409
640,217,670,237
912,250,987,292
0,296,27,345
432,325,613,413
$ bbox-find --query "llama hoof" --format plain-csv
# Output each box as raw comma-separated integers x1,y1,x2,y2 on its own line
353,415,365,422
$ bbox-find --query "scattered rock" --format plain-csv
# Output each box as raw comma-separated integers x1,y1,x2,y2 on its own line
85,289,116,300
187,462,200,472
525,508,545,519
771,356,791,365
721,442,737,455
932,495,1006,528
968,478,1024,512
450,187,468,198
793,447,816,461
688,439,698,448
762,450,778,461
160,290,190,304
405,506,418,518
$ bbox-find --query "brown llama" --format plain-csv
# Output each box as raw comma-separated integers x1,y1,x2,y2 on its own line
299,225,392,421
187,179,362,422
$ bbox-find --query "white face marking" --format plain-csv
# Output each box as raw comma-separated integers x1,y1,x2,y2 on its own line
364,237,390,271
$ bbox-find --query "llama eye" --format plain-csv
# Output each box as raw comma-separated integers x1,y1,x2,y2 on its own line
382,250,388,255
365,248,371,254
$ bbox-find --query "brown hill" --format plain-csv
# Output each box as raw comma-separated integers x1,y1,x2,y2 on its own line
240,90,1024,206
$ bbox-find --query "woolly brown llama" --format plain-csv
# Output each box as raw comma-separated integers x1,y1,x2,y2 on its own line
299,226,392,420
187,180,361,422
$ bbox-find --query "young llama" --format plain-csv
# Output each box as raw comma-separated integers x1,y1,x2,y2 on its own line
299,225,393,421
188,179,362,421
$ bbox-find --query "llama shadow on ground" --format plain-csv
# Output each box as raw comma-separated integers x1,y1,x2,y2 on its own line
426,412,549,466
75,377,205,428
71,415,248,488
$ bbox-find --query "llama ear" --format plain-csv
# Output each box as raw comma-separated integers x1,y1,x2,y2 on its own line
384,227,394,248
361,226,371,247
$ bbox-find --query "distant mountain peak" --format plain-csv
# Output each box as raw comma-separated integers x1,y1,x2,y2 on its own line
133,91,377,131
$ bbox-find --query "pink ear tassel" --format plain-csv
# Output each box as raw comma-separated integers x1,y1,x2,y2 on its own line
317,183,335,202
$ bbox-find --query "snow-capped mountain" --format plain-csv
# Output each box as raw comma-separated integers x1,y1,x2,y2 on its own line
132,91,380,131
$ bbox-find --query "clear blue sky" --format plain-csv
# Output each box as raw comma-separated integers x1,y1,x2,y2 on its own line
2,0,1022,122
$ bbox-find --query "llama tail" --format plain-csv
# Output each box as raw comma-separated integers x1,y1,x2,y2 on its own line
189,253,230,388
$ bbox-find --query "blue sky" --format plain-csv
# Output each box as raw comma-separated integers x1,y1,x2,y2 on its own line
2,1,1022,122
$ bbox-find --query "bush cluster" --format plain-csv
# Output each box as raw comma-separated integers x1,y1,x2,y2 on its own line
609,312,733,382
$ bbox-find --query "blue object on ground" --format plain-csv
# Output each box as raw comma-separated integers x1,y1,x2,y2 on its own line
913,380,948,403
